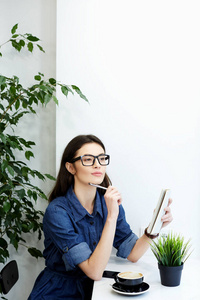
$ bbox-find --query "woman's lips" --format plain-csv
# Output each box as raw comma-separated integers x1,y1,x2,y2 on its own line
91,172,103,176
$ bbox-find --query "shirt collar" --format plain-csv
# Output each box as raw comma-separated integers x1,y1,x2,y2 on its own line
66,186,103,222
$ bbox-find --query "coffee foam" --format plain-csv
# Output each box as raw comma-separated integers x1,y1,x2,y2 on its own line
118,272,143,279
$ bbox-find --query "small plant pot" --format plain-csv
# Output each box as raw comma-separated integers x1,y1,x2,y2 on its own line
158,263,184,287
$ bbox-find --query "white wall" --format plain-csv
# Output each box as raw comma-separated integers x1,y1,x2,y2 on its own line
0,1,56,299
56,0,200,258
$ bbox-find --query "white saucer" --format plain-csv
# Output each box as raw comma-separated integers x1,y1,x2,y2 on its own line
112,282,150,296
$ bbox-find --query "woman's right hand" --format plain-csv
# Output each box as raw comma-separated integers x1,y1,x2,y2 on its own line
79,186,123,281
104,186,122,219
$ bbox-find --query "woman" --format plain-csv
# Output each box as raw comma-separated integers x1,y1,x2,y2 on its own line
28,134,173,300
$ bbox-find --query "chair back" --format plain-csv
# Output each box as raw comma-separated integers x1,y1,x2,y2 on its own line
0,260,19,294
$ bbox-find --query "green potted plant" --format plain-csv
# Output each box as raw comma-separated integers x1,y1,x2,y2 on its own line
0,24,88,268
150,232,192,287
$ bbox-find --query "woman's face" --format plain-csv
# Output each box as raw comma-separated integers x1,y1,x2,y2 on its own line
67,142,107,188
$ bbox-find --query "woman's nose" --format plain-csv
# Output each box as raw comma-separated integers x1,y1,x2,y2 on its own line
93,157,101,167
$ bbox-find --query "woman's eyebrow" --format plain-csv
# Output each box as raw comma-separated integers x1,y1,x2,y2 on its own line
82,153,105,156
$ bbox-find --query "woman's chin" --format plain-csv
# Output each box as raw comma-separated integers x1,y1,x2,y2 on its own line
89,179,103,185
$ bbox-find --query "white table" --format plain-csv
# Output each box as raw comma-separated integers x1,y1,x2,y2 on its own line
92,253,200,300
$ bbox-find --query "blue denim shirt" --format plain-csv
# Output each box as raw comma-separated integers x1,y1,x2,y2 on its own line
28,186,138,299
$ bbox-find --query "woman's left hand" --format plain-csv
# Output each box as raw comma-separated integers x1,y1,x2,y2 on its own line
161,198,173,228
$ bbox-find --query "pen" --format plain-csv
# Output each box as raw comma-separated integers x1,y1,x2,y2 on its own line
88,183,107,190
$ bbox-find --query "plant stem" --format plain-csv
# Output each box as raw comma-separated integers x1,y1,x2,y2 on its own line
0,39,11,48
18,242,29,249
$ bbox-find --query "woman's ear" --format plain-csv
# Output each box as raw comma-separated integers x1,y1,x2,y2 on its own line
65,162,76,175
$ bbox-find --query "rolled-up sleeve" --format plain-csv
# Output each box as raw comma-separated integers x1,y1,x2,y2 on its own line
114,205,138,258
116,232,138,258
62,242,92,270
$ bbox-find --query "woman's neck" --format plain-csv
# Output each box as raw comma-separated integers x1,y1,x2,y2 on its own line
73,183,96,214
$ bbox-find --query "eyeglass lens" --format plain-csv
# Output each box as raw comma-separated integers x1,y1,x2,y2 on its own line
81,155,109,166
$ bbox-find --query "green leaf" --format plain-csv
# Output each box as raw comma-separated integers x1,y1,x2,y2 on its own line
25,151,34,160
11,40,21,52
61,86,69,97
0,75,6,85
27,190,32,198
39,85,47,92
12,34,19,39
0,184,11,196
0,238,8,250
16,189,26,199
38,72,44,77
13,75,19,83
27,42,33,52
44,173,56,181
44,93,52,106
11,23,18,34
39,192,47,200
19,39,25,47
28,106,36,114
0,248,9,263
35,171,45,180
1,160,8,172
15,99,20,110
0,133,7,144
7,165,15,176
34,75,41,81
22,100,28,108
27,35,40,42
7,232,19,250
3,201,11,213
37,44,45,53
71,85,88,102
10,85,16,95
49,78,56,85
28,247,43,258
53,95,58,105
32,191,37,201
19,138,35,148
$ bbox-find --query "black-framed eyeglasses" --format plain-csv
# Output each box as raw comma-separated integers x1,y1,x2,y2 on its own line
70,154,110,166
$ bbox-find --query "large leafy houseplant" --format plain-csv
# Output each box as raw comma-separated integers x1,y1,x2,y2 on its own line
0,24,88,265
150,232,192,286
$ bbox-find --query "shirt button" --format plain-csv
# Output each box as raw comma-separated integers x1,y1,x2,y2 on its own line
93,241,96,246
90,221,94,225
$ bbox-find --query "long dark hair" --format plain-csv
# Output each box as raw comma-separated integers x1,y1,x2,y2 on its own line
49,134,112,202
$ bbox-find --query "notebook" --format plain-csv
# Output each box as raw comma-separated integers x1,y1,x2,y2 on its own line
147,189,171,235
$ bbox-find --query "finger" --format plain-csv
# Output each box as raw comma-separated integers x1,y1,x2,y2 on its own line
105,186,114,193
168,198,173,205
162,217,173,227
162,207,171,218
117,198,122,206
164,206,171,213
164,198,172,212
111,193,122,203
105,188,121,199
104,186,122,205
161,212,173,223
105,186,118,195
